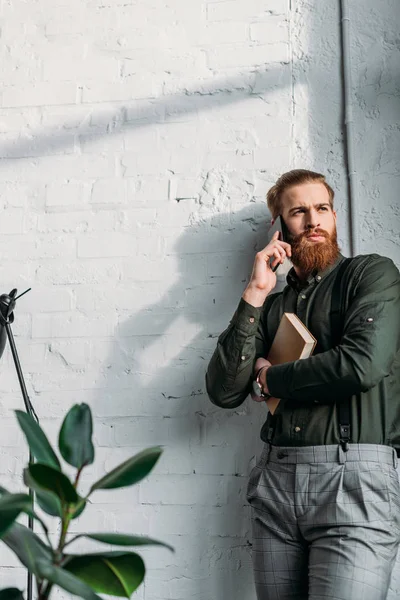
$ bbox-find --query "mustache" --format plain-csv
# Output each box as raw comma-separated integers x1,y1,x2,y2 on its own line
303,229,329,239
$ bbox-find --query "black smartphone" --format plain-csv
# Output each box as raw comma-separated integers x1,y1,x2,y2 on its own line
267,215,289,273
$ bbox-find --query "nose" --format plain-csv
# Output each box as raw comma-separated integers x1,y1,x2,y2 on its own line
306,209,320,230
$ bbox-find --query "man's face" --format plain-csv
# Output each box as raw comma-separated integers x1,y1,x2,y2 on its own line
281,182,337,238
279,182,340,275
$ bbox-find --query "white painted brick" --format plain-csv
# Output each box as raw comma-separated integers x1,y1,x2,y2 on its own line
35,260,120,286
121,150,170,177
254,144,290,170
82,77,163,103
250,18,289,43
32,312,117,339
0,107,41,132
206,43,289,69
0,155,116,182
48,340,90,367
0,418,24,446
189,22,249,46
46,180,91,209
90,179,127,207
2,82,78,108
0,209,29,235
77,232,137,258
37,211,117,234
43,49,119,82
78,131,125,155
114,417,201,447
0,182,44,209
33,236,76,259
75,284,159,313
207,0,288,21
4,1,392,598
139,474,231,505
40,105,94,130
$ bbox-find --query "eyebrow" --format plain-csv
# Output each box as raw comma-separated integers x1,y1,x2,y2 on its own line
288,203,330,215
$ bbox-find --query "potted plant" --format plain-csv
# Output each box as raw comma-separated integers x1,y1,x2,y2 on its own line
0,404,173,600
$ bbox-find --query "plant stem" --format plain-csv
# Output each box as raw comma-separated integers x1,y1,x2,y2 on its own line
74,466,84,488
57,512,70,558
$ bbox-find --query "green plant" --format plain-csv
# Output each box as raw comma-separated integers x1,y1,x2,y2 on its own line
0,404,173,600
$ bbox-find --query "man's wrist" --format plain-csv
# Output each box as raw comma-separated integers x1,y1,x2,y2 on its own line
242,286,270,308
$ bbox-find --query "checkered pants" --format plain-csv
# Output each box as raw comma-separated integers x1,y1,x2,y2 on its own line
247,443,400,600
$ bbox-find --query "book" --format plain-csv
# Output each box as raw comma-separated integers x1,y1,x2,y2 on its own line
264,313,317,414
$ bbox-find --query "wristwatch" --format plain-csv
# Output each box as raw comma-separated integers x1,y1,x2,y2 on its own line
252,366,272,400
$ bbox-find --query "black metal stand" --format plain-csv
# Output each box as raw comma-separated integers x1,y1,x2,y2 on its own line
0,289,35,600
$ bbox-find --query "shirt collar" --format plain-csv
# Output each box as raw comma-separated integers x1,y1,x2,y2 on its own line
286,253,345,291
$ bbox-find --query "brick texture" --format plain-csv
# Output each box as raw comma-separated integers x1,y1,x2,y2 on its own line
0,0,398,598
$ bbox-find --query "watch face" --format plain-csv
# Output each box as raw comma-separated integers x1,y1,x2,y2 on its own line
252,379,263,397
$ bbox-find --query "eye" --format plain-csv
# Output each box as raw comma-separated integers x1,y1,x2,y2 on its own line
319,206,328,211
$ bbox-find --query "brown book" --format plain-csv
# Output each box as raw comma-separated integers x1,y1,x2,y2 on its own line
265,313,317,414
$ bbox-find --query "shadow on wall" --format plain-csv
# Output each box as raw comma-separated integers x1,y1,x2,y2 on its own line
89,204,289,600
0,66,292,160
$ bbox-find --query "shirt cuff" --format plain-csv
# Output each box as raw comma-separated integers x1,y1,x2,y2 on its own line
265,363,291,398
230,298,262,335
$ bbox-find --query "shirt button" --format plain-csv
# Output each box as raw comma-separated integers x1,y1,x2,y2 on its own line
241,355,246,361
249,317,255,323
301,294,306,300
294,426,301,433
316,275,321,281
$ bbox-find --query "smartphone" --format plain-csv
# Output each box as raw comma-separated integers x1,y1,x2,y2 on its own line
267,215,289,273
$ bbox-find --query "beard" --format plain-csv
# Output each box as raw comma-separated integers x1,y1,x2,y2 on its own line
287,227,340,277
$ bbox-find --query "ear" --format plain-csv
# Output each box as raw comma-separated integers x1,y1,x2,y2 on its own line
333,210,337,220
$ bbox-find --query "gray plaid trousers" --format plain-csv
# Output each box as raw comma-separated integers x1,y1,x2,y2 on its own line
246,443,400,600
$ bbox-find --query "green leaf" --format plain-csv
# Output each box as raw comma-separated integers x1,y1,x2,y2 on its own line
90,447,162,493
0,493,32,539
35,490,63,518
76,533,174,552
15,411,60,470
2,522,52,576
0,489,51,540
0,589,24,600
36,561,103,600
24,464,78,505
59,404,95,470
64,552,145,597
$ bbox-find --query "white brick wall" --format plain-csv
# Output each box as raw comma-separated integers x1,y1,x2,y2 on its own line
0,0,398,598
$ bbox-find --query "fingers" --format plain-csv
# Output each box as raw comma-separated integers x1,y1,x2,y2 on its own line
271,247,284,268
261,238,292,262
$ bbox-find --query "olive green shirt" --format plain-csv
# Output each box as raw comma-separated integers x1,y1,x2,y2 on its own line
206,253,400,450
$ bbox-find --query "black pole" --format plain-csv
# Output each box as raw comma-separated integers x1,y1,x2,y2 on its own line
0,291,35,600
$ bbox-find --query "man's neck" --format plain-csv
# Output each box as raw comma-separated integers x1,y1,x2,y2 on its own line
293,265,312,281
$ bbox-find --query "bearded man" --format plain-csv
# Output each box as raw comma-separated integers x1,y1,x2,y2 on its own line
206,169,400,600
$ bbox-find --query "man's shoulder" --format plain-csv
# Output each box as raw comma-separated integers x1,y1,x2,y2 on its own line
347,253,400,291
343,253,398,275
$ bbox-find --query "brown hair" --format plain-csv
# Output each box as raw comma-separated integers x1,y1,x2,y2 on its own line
266,169,335,219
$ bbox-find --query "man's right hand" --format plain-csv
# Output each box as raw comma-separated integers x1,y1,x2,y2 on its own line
242,231,292,307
